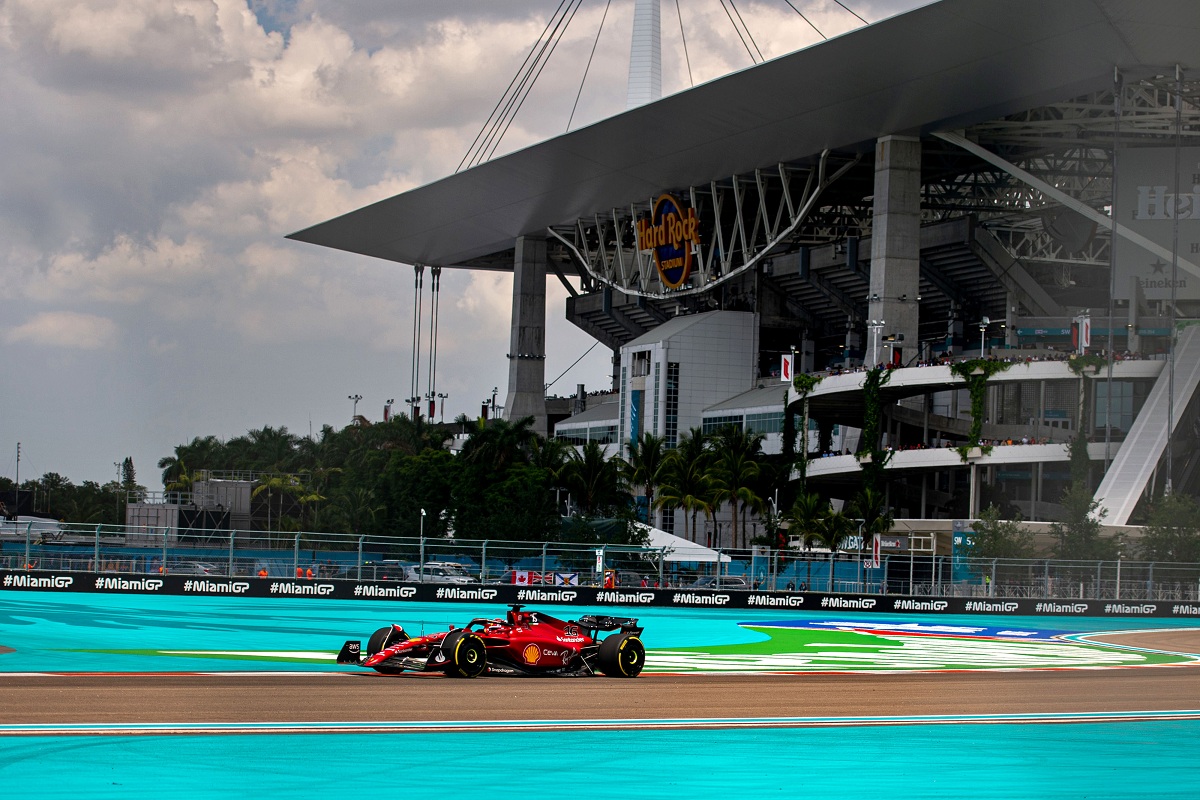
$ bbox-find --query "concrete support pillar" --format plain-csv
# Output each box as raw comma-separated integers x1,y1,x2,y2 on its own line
868,135,922,366
505,236,548,437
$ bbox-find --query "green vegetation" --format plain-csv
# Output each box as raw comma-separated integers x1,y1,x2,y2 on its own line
969,504,1036,560
857,367,894,489
1140,493,1200,562
14,414,793,553
949,358,1014,460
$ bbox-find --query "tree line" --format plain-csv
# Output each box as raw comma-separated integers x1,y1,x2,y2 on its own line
5,407,1200,562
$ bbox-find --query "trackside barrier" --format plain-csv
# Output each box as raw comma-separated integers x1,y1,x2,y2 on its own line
4,522,1200,602
4,569,1200,619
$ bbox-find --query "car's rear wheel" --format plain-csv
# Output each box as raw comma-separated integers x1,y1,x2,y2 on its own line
368,626,408,675
597,632,644,677
441,630,487,678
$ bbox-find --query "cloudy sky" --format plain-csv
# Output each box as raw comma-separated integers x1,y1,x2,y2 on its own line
1,0,927,487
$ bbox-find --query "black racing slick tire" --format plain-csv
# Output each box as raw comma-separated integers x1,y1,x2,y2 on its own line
367,626,408,675
367,626,408,656
441,630,487,678
597,632,645,678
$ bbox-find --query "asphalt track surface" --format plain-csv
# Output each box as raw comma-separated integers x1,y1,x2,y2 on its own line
5,630,1199,728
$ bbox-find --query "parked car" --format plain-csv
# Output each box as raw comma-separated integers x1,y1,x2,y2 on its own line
687,575,750,590
403,563,473,583
171,561,223,575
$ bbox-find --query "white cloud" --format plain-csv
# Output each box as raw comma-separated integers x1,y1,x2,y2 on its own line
0,0,925,484
5,311,119,350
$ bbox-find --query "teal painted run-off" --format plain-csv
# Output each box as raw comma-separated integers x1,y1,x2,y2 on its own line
2,591,1199,798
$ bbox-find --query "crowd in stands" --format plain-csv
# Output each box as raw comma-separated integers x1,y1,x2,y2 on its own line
812,435,1056,459
808,347,1155,379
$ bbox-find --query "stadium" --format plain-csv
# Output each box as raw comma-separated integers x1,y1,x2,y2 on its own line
290,0,1200,552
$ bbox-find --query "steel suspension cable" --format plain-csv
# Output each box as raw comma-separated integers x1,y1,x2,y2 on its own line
674,0,693,88
545,340,600,391
457,0,575,172
481,0,584,163
427,267,441,417
1167,65,1184,493
832,0,868,25
781,0,826,40
1104,69,1121,467
567,0,613,132
473,2,574,168
410,265,424,417
457,1,568,172
719,0,762,64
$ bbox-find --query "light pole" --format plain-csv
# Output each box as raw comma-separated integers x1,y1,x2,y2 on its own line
114,461,122,518
347,394,362,421
867,319,885,367
437,392,449,423
978,317,990,357
419,508,427,580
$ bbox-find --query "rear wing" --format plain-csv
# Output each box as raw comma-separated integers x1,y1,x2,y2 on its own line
575,615,642,636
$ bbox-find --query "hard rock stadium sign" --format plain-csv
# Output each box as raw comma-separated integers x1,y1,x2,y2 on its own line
637,194,700,289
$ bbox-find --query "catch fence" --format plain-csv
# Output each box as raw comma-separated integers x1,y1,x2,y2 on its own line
2,520,1199,600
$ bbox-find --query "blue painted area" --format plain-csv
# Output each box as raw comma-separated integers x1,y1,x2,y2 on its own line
2,722,1199,798
0,592,775,672
4,592,1200,672
4,592,1200,799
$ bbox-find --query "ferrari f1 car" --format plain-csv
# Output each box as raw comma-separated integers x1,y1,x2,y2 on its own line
336,604,645,678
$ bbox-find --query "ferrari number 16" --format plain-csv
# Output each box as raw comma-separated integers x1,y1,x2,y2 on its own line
336,604,645,678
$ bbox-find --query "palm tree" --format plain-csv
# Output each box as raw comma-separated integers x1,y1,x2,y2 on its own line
252,473,305,535
624,432,668,527
708,425,765,550
245,426,301,471
159,435,225,486
656,428,711,542
786,493,858,591
563,440,627,516
164,459,201,501
848,486,894,572
459,416,538,471
331,487,385,535
530,436,574,514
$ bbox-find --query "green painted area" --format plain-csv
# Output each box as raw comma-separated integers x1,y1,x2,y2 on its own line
61,625,1195,673
645,625,1194,672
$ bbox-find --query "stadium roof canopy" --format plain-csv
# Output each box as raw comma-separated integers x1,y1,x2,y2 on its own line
288,0,1200,271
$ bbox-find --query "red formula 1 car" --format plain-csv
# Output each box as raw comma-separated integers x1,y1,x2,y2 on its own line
336,604,645,678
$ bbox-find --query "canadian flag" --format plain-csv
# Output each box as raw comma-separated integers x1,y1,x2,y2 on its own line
512,570,532,585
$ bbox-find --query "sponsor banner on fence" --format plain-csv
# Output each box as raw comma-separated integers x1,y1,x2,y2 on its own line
3,570,1199,617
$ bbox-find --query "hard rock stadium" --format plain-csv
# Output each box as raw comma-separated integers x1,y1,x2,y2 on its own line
289,0,1200,538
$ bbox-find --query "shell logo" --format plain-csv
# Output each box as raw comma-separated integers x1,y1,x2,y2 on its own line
522,644,541,664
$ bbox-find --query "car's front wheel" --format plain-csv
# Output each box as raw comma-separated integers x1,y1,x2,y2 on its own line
597,632,645,677
367,625,408,655
367,626,408,675
441,630,487,678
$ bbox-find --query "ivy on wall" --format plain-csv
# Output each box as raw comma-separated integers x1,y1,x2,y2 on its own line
856,367,894,491
792,373,823,396
1067,354,1109,376
790,373,823,486
949,359,1014,461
